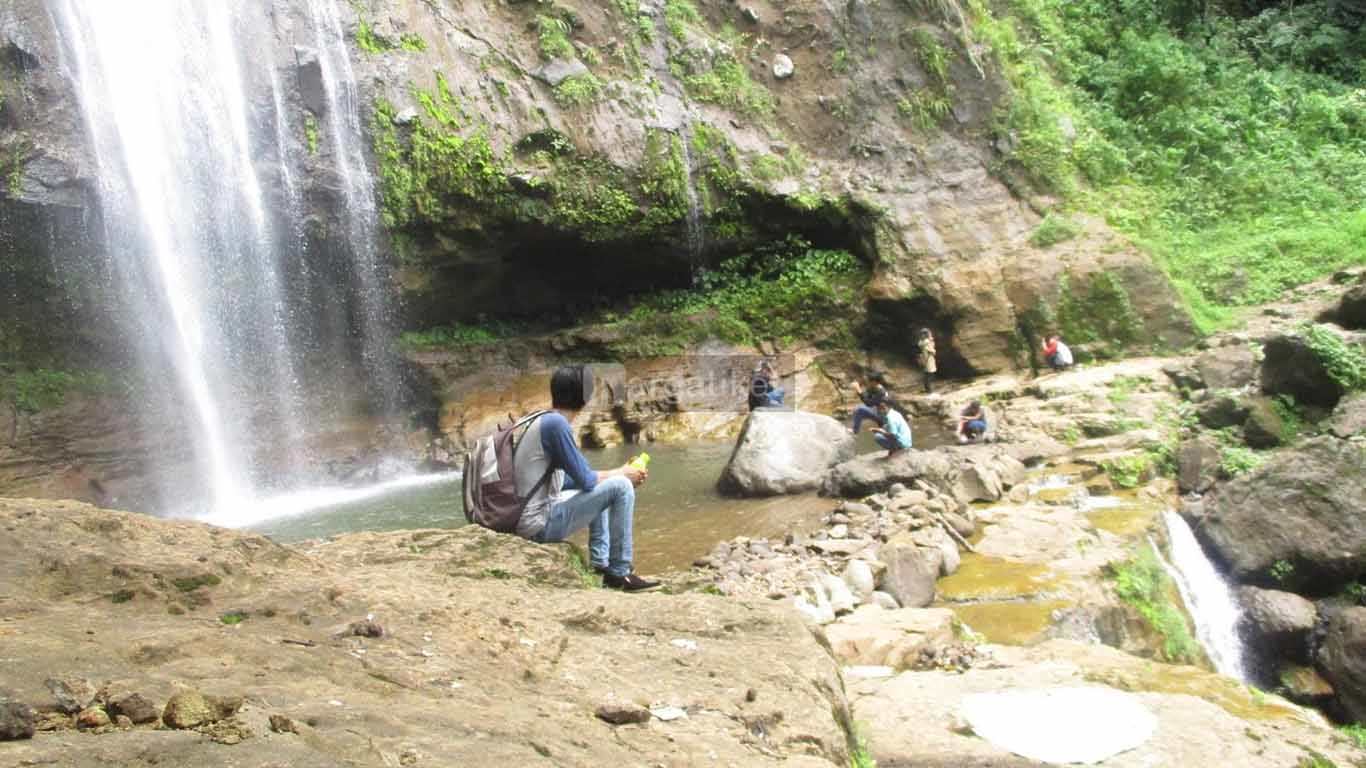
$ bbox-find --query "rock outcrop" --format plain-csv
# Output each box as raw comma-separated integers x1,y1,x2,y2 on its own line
717,410,855,496
0,498,850,767
1317,607,1366,723
1260,334,1345,408
1198,436,1366,591
1237,586,1317,663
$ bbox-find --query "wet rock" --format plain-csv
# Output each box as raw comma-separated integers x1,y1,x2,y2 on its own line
532,57,589,87
1241,397,1285,448
941,512,975,539
268,714,298,734
107,693,159,725
44,677,97,715
1278,664,1335,707
823,450,958,498
1238,587,1316,662
1261,333,1345,408
718,411,855,496
741,6,761,23
293,46,326,115
1194,344,1257,391
1333,282,1366,330
844,560,876,602
162,690,241,730
829,524,850,539
1199,436,1366,590
75,706,110,730
824,606,956,669
808,539,868,557
1316,607,1366,722
595,702,651,725
1177,435,1221,494
0,692,35,740
880,534,942,608
772,53,794,79
1197,393,1249,429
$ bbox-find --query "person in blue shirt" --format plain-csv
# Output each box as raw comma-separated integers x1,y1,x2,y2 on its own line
512,365,658,592
871,400,912,456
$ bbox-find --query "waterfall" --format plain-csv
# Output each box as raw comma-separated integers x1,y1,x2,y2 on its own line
1157,511,1250,681
50,0,402,522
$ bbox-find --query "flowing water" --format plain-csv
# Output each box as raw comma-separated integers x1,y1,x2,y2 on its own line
51,0,404,521
1158,510,1250,681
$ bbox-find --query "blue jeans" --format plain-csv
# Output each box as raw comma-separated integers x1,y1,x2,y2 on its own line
874,433,909,451
851,404,879,433
963,419,987,438
534,475,635,577
766,387,785,407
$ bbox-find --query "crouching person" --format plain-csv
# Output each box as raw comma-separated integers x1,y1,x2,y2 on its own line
871,400,912,457
515,365,660,592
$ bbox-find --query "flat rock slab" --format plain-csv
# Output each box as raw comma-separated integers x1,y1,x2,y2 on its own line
962,686,1156,764
849,640,1353,767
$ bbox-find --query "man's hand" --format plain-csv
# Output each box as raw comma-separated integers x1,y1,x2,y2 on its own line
621,465,648,487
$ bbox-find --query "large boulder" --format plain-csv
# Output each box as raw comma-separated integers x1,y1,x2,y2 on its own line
1260,334,1345,409
1237,586,1317,663
822,450,958,498
879,533,943,608
717,411,855,496
1194,344,1258,391
1241,397,1285,449
1197,392,1249,429
1334,283,1366,330
1198,437,1366,591
822,606,955,669
1177,435,1221,494
1328,393,1366,438
1316,607,1366,722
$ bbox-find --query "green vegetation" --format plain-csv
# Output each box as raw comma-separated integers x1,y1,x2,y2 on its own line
172,574,221,592
599,238,864,356
909,28,954,88
1029,212,1081,247
1110,544,1201,663
1219,445,1265,478
400,321,524,351
1270,394,1304,442
850,722,877,768
355,21,426,55
970,0,1366,332
1339,723,1366,749
896,90,953,131
537,14,575,60
1270,559,1296,585
1,368,110,414
1105,374,1144,405
664,0,701,39
1101,454,1150,489
665,11,774,118
1303,323,1366,391
1054,272,1143,358
1298,751,1338,768
554,73,605,107
219,611,248,625
304,113,319,155
110,589,135,604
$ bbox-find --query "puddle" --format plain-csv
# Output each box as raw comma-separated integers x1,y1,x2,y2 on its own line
938,555,1066,602
950,600,1070,646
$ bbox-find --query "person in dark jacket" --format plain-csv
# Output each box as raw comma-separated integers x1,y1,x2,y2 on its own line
850,372,891,434
747,360,785,410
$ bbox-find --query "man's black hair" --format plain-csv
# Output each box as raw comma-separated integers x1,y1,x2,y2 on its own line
551,365,594,410
868,370,886,384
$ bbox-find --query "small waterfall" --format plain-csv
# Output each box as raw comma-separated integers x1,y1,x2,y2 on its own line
1157,511,1250,681
51,0,404,521
677,128,706,279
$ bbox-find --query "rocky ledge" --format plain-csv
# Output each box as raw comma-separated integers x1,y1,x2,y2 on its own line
0,498,849,767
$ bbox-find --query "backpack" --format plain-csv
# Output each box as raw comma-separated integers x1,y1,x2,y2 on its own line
461,410,553,533
1055,342,1074,366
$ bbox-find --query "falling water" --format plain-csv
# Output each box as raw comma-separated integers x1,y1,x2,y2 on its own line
1157,511,1250,681
677,128,706,278
51,0,401,521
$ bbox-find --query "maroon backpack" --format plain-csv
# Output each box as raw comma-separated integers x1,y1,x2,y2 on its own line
461,410,552,533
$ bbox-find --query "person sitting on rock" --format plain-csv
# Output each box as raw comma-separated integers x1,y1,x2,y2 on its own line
872,400,912,456
747,359,785,411
1042,334,1074,371
850,372,892,434
958,400,989,444
514,365,659,592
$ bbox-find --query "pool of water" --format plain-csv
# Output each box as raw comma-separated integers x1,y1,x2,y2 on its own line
250,414,955,572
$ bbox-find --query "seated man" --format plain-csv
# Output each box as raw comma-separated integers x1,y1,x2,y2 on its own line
1041,334,1074,371
871,399,912,456
514,365,659,592
958,400,989,444
748,359,785,410
850,372,891,434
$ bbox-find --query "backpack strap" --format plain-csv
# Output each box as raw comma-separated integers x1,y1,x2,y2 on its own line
512,409,555,519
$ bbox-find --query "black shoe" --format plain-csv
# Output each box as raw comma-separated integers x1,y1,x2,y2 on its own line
592,563,609,576
602,572,662,592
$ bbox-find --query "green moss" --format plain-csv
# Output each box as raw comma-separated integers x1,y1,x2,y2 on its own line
1303,323,1366,391
110,589,135,604
663,0,701,38
2,368,111,414
219,611,248,625
172,574,221,593
908,27,954,89
553,73,604,107
1102,454,1151,489
537,14,575,60
1029,212,1081,247
1110,544,1201,663
1053,271,1143,358
304,113,319,155
683,57,773,117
